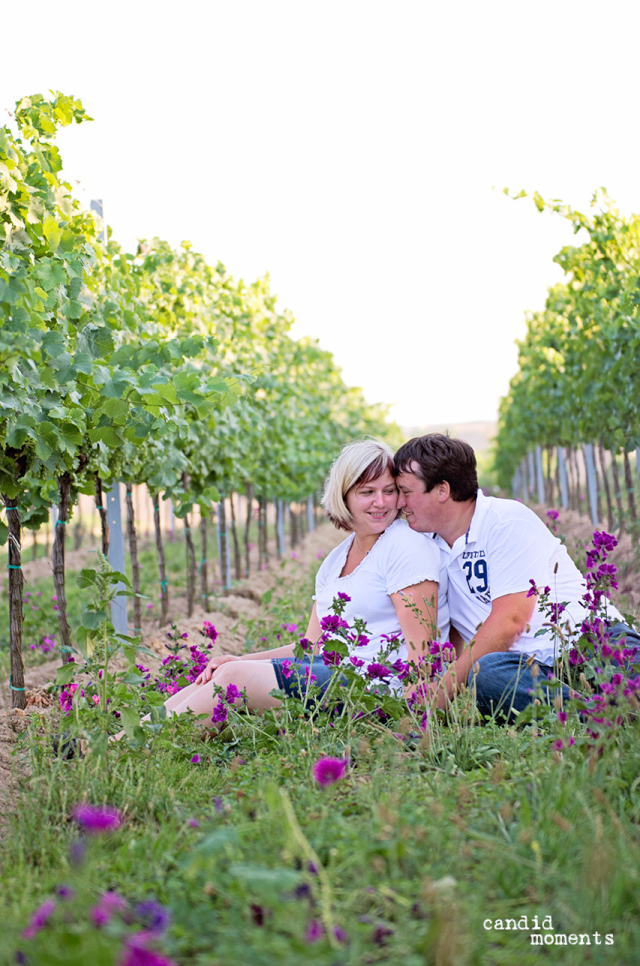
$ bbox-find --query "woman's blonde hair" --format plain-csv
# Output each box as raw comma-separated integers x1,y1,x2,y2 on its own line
321,439,395,531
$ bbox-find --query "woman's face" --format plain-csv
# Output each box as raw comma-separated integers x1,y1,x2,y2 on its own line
345,468,398,535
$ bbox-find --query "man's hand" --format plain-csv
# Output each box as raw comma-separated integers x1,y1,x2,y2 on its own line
441,590,537,702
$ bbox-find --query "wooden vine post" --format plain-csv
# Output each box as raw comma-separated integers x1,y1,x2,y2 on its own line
229,493,242,581
52,473,73,663
3,498,26,709
622,450,637,522
152,491,170,625
243,485,253,578
199,514,209,608
95,475,110,555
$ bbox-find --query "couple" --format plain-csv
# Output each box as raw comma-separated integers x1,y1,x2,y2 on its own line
161,434,633,724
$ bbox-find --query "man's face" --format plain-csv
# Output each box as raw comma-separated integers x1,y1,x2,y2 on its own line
396,466,444,532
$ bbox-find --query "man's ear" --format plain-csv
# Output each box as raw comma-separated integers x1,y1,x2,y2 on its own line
437,481,451,502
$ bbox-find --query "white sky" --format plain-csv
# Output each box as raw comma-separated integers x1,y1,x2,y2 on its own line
3,0,640,427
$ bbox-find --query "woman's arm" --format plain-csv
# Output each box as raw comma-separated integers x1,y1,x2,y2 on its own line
390,579,438,661
196,604,323,683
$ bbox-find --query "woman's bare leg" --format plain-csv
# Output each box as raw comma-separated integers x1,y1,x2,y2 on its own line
170,661,281,715
111,661,281,741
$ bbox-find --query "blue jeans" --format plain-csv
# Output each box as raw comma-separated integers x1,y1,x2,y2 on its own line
272,658,348,700
468,621,640,722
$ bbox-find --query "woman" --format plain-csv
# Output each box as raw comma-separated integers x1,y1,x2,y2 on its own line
158,439,449,721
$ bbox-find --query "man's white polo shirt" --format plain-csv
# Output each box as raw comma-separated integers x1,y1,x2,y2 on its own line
431,489,622,665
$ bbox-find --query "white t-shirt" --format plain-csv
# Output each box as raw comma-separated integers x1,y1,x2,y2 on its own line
314,519,449,683
435,489,622,665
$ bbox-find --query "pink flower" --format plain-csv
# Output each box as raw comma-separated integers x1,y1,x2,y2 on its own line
119,934,179,966
312,756,348,787
190,755,200,764
90,891,127,928
73,803,123,833
22,899,55,938
557,711,568,724
281,659,294,679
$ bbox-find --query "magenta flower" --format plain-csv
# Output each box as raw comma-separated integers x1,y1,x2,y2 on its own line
73,803,123,834
322,650,342,667
312,756,348,787
349,656,365,668
119,935,179,966
557,711,568,724
320,615,348,632
305,918,324,942
337,592,351,602
90,891,127,928
190,754,201,764
281,659,294,679
282,623,298,633
22,899,55,938
202,621,218,643
366,663,391,680
211,701,228,724
298,638,312,651
546,509,559,521
225,683,242,704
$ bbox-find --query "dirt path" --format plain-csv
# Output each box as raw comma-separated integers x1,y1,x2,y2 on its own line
0,523,344,827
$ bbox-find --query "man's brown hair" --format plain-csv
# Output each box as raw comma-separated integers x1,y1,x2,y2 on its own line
394,434,478,502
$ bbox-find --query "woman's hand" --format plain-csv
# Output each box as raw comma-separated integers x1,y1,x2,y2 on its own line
195,654,240,685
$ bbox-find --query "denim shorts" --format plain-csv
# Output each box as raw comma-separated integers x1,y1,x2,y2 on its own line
271,658,348,699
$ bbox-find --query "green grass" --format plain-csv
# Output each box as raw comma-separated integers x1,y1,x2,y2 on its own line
1,564,640,965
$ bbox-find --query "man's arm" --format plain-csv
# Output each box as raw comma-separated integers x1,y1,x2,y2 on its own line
434,590,537,709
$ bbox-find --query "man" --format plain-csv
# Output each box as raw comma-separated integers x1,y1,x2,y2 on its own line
394,433,632,718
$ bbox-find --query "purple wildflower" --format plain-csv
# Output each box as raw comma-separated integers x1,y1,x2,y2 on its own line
349,656,365,668
56,885,74,900
281,659,294,679
337,592,351,601
202,621,218,643
119,935,179,966
282,623,298,633
312,756,348,787
366,662,391,680
305,919,324,942
73,803,122,834
320,615,348,632
90,891,127,928
546,509,559,521
373,924,394,945
211,701,228,725
322,650,342,667
135,901,172,935
298,638,312,651
333,925,349,943
190,755,200,764
22,899,55,939
557,711,568,724
225,683,242,704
